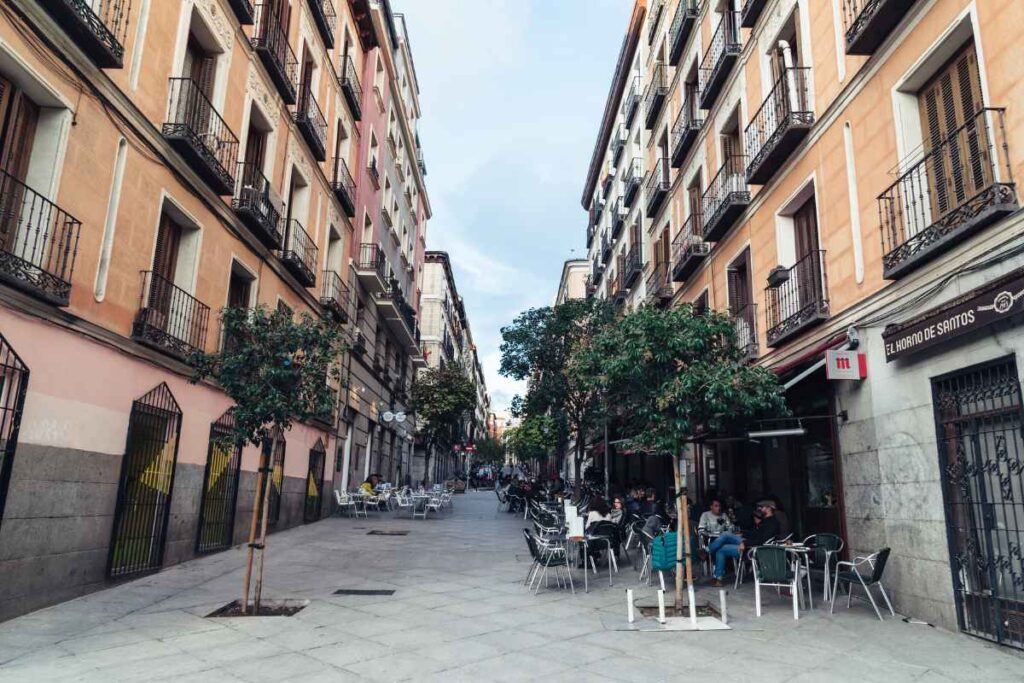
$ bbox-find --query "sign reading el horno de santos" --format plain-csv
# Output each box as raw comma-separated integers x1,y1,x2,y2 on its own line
882,268,1024,362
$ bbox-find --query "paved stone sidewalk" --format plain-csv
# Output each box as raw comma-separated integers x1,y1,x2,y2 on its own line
0,491,1021,681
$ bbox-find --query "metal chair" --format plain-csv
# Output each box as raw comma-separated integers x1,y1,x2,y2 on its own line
804,533,844,602
525,532,574,594
334,490,357,517
751,545,800,619
830,547,895,621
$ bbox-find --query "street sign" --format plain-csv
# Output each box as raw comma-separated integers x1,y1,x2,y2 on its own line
825,349,867,380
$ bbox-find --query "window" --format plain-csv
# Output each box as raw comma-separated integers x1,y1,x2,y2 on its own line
693,289,709,315
196,410,242,553
260,427,286,528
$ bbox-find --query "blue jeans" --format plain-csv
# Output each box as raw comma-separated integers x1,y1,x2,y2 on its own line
708,533,743,579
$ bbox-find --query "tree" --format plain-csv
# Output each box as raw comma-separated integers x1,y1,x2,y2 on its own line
504,415,556,465
500,298,613,485
410,363,476,484
473,435,507,467
190,305,347,614
582,303,786,607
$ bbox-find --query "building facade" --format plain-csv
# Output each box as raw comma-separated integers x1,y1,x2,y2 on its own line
0,0,429,621
581,0,1024,647
555,258,589,304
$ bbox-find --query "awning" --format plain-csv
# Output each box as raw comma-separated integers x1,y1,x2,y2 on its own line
773,333,849,391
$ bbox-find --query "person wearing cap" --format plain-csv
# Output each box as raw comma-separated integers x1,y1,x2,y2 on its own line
706,500,782,587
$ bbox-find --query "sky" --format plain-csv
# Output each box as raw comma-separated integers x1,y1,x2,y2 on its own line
398,0,631,412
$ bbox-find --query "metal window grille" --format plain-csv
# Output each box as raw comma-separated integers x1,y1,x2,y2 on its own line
304,439,326,523
933,357,1024,650
0,334,28,527
108,383,182,578
195,410,242,554
260,429,286,528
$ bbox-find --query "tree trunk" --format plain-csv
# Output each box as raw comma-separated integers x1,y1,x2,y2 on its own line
573,433,585,497
242,432,274,614
252,432,277,610
673,451,694,609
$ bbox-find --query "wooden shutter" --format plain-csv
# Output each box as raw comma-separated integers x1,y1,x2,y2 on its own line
793,196,819,259
153,214,181,283
727,248,751,313
244,127,266,170
0,80,39,182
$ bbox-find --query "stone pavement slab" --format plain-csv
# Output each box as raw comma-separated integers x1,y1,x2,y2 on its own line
0,491,1021,682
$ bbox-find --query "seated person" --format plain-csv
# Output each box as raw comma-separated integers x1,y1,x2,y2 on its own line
707,500,782,587
359,475,378,496
586,497,611,530
697,498,731,536
609,497,626,524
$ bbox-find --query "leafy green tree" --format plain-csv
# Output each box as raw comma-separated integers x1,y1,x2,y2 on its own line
504,415,556,465
500,298,613,485
472,436,507,467
411,363,476,483
190,305,348,613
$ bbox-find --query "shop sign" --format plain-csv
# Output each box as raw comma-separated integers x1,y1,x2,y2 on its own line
825,350,867,380
882,269,1024,361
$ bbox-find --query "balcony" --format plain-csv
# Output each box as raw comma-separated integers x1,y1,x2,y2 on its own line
586,225,595,249
602,166,614,198
646,263,673,306
644,158,671,219
375,283,421,352
730,303,758,360
671,213,709,282
227,0,255,24
623,77,640,129
611,197,627,239
643,63,668,130
320,270,350,322
842,0,918,55
132,271,210,359
765,250,829,347
601,234,612,264
281,220,317,287
623,158,643,208
307,0,336,48
701,155,750,242
356,243,388,293
251,4,298,105
337,56,363,121
611,124,628,166
293,90,327,161
741,0,768,28
879,107,1017,280
367,161,380,190
162,78,239,196
232,162,284,250
381,206,393,230
669,1,699,66
623,245,643,288
699,12,742,110
331,157,356,217
745,67,813,184
0,170,81,306
44,0,130,68
647,0,665,44
671,90,703,168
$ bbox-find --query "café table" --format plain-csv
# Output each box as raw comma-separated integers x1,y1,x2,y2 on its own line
779,543,814,610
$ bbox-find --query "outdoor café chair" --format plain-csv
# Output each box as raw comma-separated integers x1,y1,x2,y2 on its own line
425,495,444,516
751,545,801,620
804,533,844,602
830,547,895,621
393,493,415,518
525,532,574,594
334,490,357,518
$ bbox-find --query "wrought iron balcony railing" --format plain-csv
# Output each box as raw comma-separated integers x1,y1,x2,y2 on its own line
162,78,239,196
357,243,388,282
233,162,283,250
611,123,627,166
623,77,640,129
741,0,768,28
601,233,612,264
226,0,254,24
45,0,131,68
0,169,81,306
699,11,742,110
320,270,350,321
281,219,318,287
669,1,699,66
132,271,210,358
307,0,336,48
671,86,704,168
294,89,327,161
623,244,643,288
842,0,918,55
338,55,363,121
765,250,829,347
745,67,813,184
645,262,673,305
251,4,299,104
647,0,665,45
701,155,750,242
331,156,356,217
611,197,627,239
671,212,708,282
879,107,1016,279
643,63,668,131
730,302,758,360
644,157,671,219
382,282,420,344
623,157,643,208
586,225,596,249
381,206,393,229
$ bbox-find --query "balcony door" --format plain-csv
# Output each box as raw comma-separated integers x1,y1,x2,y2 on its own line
791,195,821,319
727,248,754,351
919,41,986,224
0,76,39,254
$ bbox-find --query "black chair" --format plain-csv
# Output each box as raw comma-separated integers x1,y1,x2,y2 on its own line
830,547,895,620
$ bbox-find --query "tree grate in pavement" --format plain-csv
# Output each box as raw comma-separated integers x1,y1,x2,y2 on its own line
333,589,396,596
367,530,409,536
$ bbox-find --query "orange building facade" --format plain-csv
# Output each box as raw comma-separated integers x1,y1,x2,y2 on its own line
0,0,430,620
582,0,1024,645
